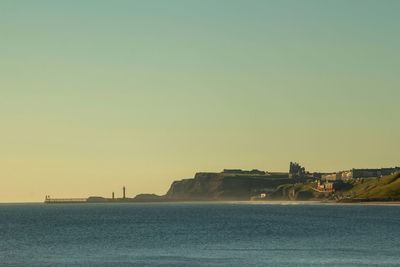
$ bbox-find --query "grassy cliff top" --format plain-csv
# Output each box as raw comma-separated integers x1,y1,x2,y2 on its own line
343,173,400,199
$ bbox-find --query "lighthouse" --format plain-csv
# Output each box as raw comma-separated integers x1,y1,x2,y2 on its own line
123,186,126,199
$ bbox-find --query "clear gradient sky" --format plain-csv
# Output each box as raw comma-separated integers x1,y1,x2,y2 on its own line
1,0,399,202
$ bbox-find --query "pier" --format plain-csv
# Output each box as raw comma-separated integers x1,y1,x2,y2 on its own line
44,196,87,204
44,187,131,204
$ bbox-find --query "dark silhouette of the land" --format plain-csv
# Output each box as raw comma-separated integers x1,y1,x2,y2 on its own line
45,163,400,204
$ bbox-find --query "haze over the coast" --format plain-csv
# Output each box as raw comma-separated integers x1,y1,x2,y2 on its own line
1,0,399,202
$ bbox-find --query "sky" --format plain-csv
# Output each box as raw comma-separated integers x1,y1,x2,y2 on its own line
1,0,399,202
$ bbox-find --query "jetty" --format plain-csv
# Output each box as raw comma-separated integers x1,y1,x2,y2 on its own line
44,186,133,204
44,196,87,204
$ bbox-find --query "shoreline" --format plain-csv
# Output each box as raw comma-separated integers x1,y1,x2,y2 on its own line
2,200,400,206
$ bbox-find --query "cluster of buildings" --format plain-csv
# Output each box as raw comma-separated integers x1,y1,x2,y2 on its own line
316,180,335,192
321,168,400,181
316,167,400,192
222,164,400,194
286,162,400,193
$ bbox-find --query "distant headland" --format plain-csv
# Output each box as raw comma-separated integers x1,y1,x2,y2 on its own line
45,162,400,204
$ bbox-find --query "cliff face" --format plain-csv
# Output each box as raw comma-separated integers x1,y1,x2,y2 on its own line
165,172,295,200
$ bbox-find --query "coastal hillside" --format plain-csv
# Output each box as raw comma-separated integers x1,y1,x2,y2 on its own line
163,171,400,202
165,171,298,200
342,173,400,200
129,166,400,203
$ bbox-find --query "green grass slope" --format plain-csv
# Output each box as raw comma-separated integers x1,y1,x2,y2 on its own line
343,173,400,199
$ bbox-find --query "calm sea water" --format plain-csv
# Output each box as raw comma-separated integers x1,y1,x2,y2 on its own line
0,203,399,266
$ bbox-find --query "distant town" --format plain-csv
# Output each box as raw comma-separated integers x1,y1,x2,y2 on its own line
45,162,400,204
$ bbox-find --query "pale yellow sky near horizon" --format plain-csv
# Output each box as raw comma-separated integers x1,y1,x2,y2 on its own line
1,0,399,202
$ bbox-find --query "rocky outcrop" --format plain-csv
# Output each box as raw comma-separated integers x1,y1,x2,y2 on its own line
133,194,164,202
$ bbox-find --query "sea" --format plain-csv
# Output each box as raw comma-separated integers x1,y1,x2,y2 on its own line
0,202,399,266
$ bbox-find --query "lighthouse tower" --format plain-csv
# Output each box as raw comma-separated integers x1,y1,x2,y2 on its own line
123,186,126,199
